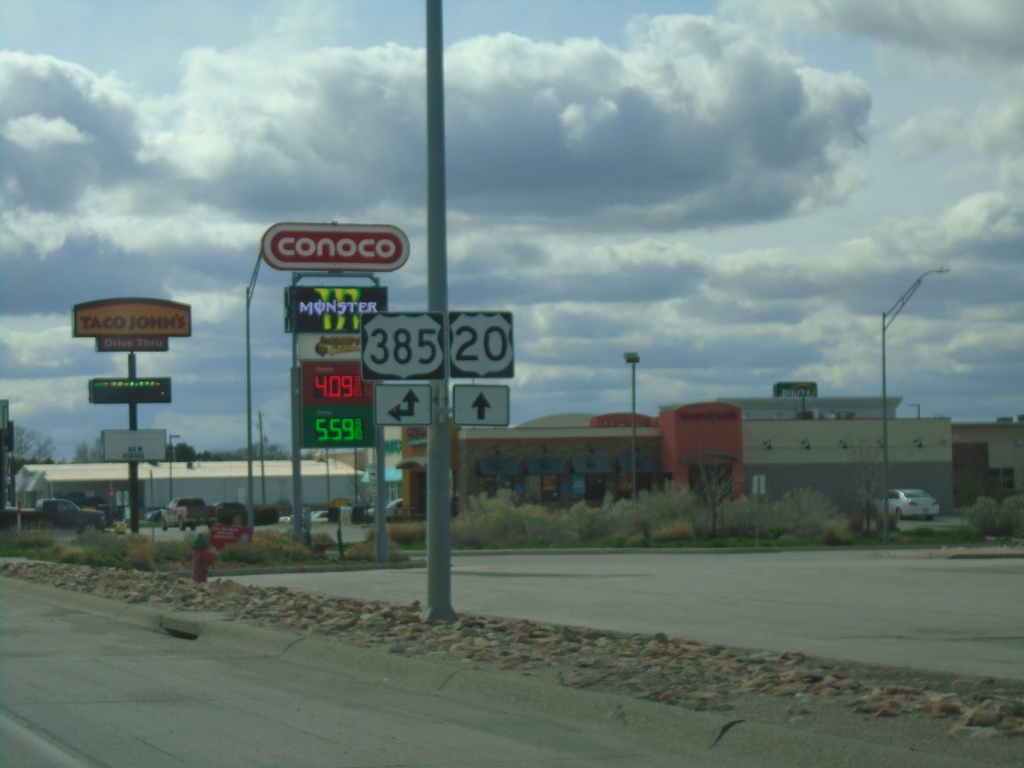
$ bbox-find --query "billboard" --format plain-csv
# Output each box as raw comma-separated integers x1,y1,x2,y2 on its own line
102,429,167,461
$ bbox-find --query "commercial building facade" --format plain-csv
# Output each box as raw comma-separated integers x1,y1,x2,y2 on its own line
449,396,960,518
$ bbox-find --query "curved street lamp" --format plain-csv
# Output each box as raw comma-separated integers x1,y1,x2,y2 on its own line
624,352,640,503
881,267,949,542
245,253,261,527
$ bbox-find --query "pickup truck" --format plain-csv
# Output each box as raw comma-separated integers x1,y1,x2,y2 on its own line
0,499,104,532
162,497,217,531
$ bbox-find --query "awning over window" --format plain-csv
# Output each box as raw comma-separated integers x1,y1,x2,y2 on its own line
617,454,659,473
396,457,427,471
571,456,611,474
477,457,520,476
524,456,565,474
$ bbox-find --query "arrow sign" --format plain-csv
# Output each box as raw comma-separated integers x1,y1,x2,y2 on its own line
471,392,491,420
453,385,510,426
375,383,432,426
388,388,421,421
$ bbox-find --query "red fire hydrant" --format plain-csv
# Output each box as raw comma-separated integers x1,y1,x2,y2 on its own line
191,533,215,583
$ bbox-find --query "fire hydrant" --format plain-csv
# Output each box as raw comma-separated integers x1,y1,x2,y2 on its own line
191,533,215,583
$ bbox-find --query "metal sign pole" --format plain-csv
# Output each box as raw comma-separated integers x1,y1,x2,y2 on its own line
423,0,456,622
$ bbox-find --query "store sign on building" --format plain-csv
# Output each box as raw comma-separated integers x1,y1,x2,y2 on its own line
773,381,818,398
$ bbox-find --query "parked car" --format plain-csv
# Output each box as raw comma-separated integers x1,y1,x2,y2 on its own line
162,497,217,530
146,507,165,523
874,488,939,521
215,501,249,522
363,498,405,522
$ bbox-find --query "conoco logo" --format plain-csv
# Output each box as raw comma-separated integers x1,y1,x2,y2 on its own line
261,222,410,272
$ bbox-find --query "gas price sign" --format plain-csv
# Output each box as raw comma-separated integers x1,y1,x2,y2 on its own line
301,362,373,406
300,361,375,447
302,406,374,448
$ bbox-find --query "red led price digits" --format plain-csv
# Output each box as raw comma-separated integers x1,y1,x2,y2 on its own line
301,362,372,405
313,374,363,401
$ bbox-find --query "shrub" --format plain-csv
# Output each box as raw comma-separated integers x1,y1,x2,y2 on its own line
344,539,409,563
650,519,695,543
364,522,425,547
0,528,57,556
821,519,854,546
124,539,154,570
719,496,762,538
218,529,310,564
568,501,623,544
152,540,194,565
963,496,1024,538
767,489,838,538
453,499,576,548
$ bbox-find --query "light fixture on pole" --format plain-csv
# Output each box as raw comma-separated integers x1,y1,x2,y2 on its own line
168,433,181,500
881,267,948,542
623,352,640,504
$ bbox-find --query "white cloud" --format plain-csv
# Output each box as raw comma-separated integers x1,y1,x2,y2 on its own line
725,0,1024,67
2,113,91,149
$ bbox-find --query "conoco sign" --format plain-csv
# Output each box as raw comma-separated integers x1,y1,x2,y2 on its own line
261,222,410,272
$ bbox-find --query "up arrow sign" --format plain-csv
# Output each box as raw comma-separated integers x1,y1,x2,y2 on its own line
453,385,510,426
471,392,491,420
375,384,432,426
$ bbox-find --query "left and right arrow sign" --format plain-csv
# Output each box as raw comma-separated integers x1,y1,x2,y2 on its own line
374,384,433,426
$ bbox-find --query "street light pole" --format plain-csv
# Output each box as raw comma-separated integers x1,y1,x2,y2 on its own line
881,267,948,542
624,352,640,504
245,253,262,527
168,433,180,501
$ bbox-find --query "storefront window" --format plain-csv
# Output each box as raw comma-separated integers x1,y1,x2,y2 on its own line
482,474,515,498
524,474,561,502
989,467,1015,492
573,473,606,501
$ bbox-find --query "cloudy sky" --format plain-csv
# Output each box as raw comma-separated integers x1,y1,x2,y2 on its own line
2,0,1022,461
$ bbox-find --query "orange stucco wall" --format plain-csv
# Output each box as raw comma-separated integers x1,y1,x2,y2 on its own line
659,402,744,497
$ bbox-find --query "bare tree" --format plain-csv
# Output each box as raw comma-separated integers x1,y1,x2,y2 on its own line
73,436,104,463
687,461,737,537
845,439,882,535
11,425,56,477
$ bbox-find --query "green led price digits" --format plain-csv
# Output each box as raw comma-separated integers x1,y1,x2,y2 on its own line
302,405,374,447
315,417,363,443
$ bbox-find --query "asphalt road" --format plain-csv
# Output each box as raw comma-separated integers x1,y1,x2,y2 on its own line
227,546,1024,682
2,573,1008,768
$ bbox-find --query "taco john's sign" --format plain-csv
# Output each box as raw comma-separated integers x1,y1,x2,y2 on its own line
74,298,191,351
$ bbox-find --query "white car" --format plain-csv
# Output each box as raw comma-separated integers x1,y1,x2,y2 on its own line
875,488,939,521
